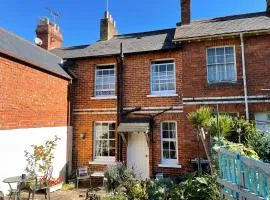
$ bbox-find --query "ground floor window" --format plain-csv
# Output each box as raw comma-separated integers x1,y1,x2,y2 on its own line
161,121,178,165
94,122,116,161
255,113,270,135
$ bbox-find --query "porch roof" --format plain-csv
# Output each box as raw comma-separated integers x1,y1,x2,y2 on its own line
117,117,151,133
117,122,150,133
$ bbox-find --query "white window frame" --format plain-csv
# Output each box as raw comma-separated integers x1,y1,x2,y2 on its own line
150,60,176,95
160,121,178,165
94,64,116,97
255,112,270,135
206,46,237,84
93,121,116,162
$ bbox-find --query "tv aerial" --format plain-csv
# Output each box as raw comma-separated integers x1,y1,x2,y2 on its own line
45,7,60,23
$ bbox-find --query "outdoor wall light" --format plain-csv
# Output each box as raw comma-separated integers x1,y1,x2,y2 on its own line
79,133,86,140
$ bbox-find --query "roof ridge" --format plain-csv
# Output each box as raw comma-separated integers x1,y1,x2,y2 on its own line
0,27,63,60
191,11,266,23
114,27,175,37
55,44,90,50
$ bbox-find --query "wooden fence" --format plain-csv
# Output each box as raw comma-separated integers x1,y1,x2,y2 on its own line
218,148,270,200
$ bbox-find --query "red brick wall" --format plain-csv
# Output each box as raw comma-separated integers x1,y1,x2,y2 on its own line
245,35,270,95
181,35,270,98
0,54,69,129
70,34,270,178
123,51,182,107
70,50,187,176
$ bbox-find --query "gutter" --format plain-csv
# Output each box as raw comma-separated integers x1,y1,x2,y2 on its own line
240,33,249,120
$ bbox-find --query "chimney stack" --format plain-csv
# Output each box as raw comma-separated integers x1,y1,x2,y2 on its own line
181,0,191,25
267,0,270,16
100,11,118,41
35,18,63,50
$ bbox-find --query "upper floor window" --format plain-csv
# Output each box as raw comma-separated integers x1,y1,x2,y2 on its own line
95,65,115,97
207,46,236,83
94,122,116,161
151,60,176,95
161,122,178,165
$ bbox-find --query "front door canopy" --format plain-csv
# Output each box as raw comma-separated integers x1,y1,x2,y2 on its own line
117,123,150,134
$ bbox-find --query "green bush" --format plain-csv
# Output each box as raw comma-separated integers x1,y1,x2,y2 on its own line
212,137,259,160
62,183,75,191
104,162,221,200
246,130,270,162
180,174,220,200
146,179,174,200
127,182,147,200
103,194,128,200
229,118,257,145
104,163,137,193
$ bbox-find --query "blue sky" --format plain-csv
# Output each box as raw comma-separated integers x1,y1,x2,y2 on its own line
0,0,265,47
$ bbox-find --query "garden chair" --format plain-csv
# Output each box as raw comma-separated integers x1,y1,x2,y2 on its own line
28,166,53,200
76,166,91,190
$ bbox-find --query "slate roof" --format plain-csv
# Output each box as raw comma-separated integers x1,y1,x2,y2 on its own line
52,12,270,59
0,28,71,79
51,28,177,59
174,12,270,41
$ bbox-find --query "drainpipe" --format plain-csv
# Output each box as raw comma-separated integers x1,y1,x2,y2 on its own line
240,33,249,120
117,43,124,162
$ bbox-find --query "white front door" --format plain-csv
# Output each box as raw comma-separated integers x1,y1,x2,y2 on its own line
127,133,149,179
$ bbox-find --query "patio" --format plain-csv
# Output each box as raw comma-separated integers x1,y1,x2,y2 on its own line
3,188,109,200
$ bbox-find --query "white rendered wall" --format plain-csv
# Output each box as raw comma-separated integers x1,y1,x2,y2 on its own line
0,126,72,195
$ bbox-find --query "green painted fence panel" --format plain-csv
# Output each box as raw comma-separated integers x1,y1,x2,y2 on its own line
218,148,270,200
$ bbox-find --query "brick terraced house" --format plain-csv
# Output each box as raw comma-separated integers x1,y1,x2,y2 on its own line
49,0,270,179
1,0,270,185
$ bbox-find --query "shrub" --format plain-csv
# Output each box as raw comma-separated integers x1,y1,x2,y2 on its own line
104,163,138,193
127,181,148,200
24,136,60,176
62,183,75,191
146,179,174,200
229,117,257,145
246,130,270,162
212,137,259,160
103,194,128,200
181,174,220,200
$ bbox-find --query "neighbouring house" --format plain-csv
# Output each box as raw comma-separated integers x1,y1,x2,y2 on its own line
0,20,72,195
1,0,270,190
49,0,270,181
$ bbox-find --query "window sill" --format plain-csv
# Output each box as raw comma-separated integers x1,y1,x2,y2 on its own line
89,160,116,165
158,164,182,168
147,94,178,98
91,96,117,100
207,81,238,87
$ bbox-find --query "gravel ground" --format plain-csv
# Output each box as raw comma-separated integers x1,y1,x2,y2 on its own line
4,188,109,200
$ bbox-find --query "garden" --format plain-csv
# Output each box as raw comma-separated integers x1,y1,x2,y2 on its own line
102,107,270,200
3,107,269,200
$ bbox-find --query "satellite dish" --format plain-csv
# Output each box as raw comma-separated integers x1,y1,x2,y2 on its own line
34,37,43,46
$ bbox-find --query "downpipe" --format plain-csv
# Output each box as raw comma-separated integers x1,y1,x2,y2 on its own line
240,33,249,120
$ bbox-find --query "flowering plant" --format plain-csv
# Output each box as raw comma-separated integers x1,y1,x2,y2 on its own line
39,176,64,186
49,176,64,186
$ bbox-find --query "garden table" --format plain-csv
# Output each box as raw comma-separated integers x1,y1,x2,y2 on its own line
3,175,28,200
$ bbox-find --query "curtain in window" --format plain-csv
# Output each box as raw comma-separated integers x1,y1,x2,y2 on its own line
207,47,236,83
